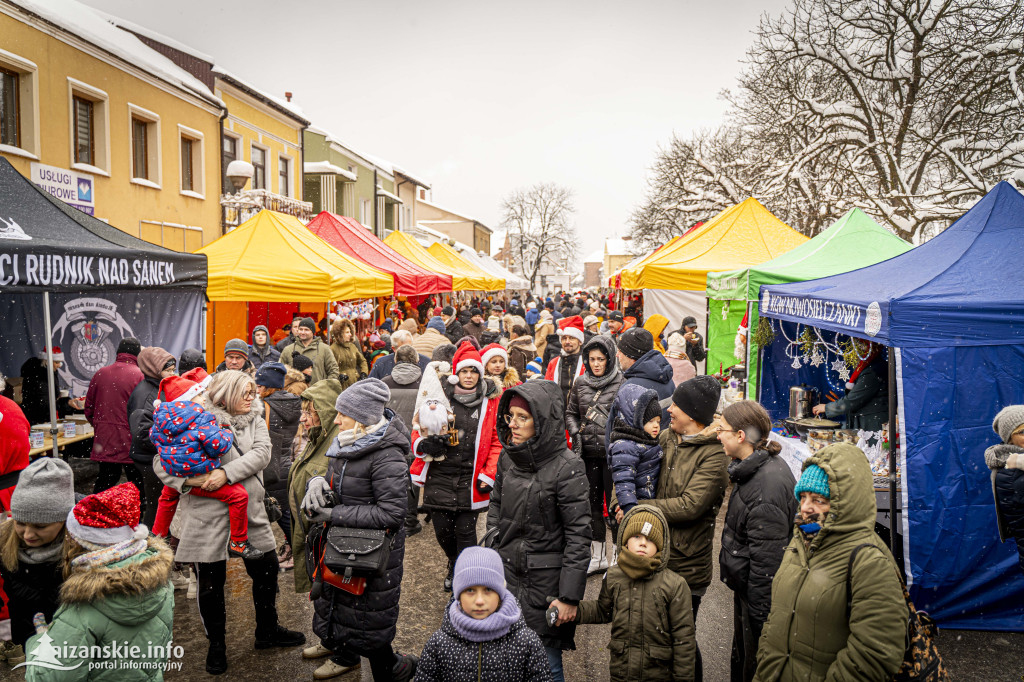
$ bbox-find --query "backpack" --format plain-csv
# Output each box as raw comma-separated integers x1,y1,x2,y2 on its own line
846,543,948,681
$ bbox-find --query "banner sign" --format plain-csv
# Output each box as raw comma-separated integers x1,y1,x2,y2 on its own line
0,290,203,395
30,162,95,215
0,254,180,289
760,288,884,339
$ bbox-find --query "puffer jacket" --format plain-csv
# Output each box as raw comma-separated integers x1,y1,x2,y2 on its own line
154,397,275,564
621,349,675,428
127,375,161,465
987,443,1024,569
263,389,301,502
638,428,728,592
823,358,888,431
607,384,663,513
719,448,797,624
577,506,695,681
149,401,234,476
312,410,409,652
566,335,623,457
486,380,592,650
249,324,281,369
415,595,552,682
753,443,908,682
24,537,173,682
0,522,64,647
329,319,367,390
287,379,343,592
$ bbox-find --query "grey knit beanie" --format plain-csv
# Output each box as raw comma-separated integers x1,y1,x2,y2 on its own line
335,378,391,425
993,405,1024,443
10,457,76,524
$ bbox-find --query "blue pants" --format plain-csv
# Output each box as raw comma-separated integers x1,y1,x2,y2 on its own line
544,646,564,682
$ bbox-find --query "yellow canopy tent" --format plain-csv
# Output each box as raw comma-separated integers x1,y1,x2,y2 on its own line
427,242,505,291
198,210,393,302
619,198,808,373
385,231,488,291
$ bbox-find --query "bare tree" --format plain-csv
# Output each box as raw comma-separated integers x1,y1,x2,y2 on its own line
500,183,578,290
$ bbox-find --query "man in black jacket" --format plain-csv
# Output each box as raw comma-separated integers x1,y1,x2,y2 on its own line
677,316,706,369
441,306,466,345
717,401,797,682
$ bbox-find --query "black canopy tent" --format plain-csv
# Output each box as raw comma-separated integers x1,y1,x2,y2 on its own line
0,157,207,457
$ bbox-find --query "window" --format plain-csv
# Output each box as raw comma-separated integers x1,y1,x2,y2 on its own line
128,104,160,188
73,96,93,165
178,125,205,199
0,67,19,147
278,156,291,197
221,135,237,193
251,145,266,189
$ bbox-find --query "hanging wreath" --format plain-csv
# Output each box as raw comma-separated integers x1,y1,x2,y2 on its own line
753,317,775,347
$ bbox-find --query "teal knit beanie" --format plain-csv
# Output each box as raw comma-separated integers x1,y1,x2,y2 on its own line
794,464,831,500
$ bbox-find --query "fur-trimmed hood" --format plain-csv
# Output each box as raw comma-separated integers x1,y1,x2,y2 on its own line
499,366,521,389
206,397,265,432
59,537,173,625
331,317,357,342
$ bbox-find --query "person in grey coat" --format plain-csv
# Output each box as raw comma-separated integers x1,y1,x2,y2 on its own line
487,380,592,682
154,369,304,674
382,345,423,535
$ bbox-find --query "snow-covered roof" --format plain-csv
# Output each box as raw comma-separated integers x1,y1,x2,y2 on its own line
604,238,633,256
583,249,604,263
412,223,473,251
306,125,394,177
391,165,431,190
418,197,490,231
303,161,357,182
13,0,222,107
211,65,308,123
88,6,213,62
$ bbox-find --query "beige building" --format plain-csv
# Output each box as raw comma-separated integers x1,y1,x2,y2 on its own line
416,197,492,254
604,237,635,281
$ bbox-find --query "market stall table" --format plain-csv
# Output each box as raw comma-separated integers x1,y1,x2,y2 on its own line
29,432,93,458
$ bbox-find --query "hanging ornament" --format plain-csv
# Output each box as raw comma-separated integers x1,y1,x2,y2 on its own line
792,356,803,370
838,365,851,383
810,348,825,367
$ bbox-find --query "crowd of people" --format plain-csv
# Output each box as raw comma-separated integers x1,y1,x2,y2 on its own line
0,289,1016,681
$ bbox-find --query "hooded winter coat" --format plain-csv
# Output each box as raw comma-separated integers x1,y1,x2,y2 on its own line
84,353,144,464
445,316,467,345
127,348,175,466
24,537,173,682
263,389,301,502
719,448,797,624
312,410,409,652
154,398,275,563
753,443,908,682
282,336,340,386
986,443,1024,569
329,319,367,390
607,384,663,512
149,401,233,476
0,521,64,647
622,349,675,428
507,336,537,376
534,319,554,359
565,335,623,457
577,505,696,681
248,325,281,369
642,314,670,354
368,349,430,380
287,379,342,592
415,594,553,682
486,381,592,650
382,362,422,435
636,428,728,592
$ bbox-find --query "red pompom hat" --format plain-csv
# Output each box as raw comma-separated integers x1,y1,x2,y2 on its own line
557,315,585,343
480,343,508,369
66,482,141,547
448,342,485,384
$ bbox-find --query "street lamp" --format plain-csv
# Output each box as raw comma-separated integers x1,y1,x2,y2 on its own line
226,160,254,194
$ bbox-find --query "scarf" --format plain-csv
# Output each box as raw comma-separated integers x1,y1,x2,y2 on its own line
797,512,823,551
71,525,150,570
616,547,662,580
453,381,485,407
19,538,64,565
448,593,522,643
335,416,389,448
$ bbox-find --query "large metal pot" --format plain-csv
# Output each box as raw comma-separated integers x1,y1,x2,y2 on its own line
789,385,819,420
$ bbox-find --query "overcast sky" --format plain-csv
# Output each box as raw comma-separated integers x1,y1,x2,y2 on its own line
83,0,790,261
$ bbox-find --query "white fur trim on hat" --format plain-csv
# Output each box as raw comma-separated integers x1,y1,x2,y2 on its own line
557,326,585,342
448,359,485,383
66,509,136,546
480,346,508,366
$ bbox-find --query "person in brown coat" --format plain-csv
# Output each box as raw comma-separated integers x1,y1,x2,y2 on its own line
328,318,367,390
507,325,537,376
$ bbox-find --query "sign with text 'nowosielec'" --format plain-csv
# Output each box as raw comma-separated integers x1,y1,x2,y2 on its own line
30,162,95,215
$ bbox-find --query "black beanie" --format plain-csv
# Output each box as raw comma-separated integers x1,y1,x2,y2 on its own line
672,376,721,426
617,327,654,361
298,317,316,332
116,337,141,356
291,354,314,372
642,396,662,425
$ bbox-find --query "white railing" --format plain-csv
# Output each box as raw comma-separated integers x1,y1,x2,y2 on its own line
221,189,313,230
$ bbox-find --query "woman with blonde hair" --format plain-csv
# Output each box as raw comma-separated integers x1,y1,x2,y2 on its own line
329,318,367,390
154,369,304,674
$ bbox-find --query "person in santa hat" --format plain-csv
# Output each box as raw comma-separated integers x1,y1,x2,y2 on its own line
544,316,586,407
481,343,521,393
23,483,174,679
410,342,503,591
148,369,263,560
811,340,889,431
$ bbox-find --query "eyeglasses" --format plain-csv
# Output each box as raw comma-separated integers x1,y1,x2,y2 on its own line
503,414,532,426
714,426,738,434
243,390,257,400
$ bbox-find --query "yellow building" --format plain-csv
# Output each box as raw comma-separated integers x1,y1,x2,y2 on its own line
0,0,224,251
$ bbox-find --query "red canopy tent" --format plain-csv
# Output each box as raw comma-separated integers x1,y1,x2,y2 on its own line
306,212,452,295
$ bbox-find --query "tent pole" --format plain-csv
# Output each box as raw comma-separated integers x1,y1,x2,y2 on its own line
886,346,900,564
704,296,710,377
326,303,332,344
743,300,753,397
43,292,60,459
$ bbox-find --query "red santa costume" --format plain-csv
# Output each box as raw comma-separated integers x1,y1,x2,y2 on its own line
545,315,586,384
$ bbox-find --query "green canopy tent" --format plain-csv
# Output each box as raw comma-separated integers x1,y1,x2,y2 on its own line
706,208,912,398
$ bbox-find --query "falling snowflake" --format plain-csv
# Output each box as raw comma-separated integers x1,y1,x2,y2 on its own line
810,349,825,367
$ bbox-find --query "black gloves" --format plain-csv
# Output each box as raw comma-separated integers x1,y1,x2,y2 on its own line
476,480,493,495
358,372,368,380
418,435,448,457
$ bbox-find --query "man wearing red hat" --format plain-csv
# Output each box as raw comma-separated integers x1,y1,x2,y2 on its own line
545,316,586,407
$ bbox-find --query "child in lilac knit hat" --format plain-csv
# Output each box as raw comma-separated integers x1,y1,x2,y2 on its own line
415,547,553,681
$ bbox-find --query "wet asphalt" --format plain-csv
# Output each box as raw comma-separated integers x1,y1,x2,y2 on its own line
31,459,1024,681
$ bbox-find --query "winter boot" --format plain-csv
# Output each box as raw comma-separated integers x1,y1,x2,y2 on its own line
302,643,333,659
586,541,609,575
314,658,360,679
392,653,419,682
277,543,294,571
205,641,227,675
254,625,306,650
228,539,264,559
443,559,454,591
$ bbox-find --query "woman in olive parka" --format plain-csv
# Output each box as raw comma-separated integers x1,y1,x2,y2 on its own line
753,443,907,682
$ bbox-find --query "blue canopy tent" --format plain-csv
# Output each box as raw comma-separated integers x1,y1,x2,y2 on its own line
758,181,1024,631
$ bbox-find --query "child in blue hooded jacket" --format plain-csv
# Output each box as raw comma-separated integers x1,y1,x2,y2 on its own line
607,383,664,515
148,370,261,559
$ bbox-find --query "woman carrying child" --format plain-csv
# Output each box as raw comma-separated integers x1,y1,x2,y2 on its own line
416,546,552,681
